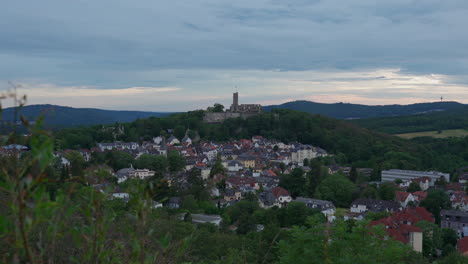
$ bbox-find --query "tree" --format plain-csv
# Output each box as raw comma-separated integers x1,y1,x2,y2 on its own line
305,159,327,197
167,149,185,173
106,150,135,171
421,189,451,224
303,158,309,167
378,182,398,200
210,156,225,177
64,151,86,176
279,168,306,198
207,103,225,113
361,184,378,199
173,125,186,140
278,220,428,264
349,166,358,183
315,173,357,207
135,154,167,174
407,182,421,193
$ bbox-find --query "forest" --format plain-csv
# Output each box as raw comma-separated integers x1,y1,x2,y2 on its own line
352,106,468,134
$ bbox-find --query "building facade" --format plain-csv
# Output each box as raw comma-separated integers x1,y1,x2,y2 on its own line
381,169,450,185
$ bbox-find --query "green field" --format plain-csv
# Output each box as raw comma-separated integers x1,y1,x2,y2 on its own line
396,129,468,139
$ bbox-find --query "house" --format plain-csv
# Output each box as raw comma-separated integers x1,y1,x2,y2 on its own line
370,207,434,253
450,191,468,211
167,197,182,209
190,214,223,226
237,153,256,168
109,187,130,200
179,213,223,226
381,169,450,186
271,186,292,207
412,191,427,203
181,135,192,146
411,177,431,191
97,142,139,151
167,136,180,146
116,167,135,183
226,177,258,190
395,191,416,208
440,210,468,238
259,191,279,208
224,189,242,201
133,168,156,179
295,197,336,222
227,160,244,172
458,237,468,256
459,173,468,184
153,136,164,144
291,145,317,164
457,166,468,184
256,176,280,190
350,198,401,214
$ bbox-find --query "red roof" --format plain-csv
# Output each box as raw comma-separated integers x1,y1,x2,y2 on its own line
458,237,468,253
395,191,411,202
370,207,433,245
226,177,256,187
263,169,277,177
412,191,427,201
272,186,290,198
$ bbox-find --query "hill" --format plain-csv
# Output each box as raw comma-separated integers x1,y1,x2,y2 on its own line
263,100,465,119
0,104,172,128
352,106,468,134
55,109,468,174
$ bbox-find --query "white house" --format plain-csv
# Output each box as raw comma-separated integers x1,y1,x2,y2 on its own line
291,145,318,163
167,136,180,145
227,160,244,172
395,191,416,208
295,197,336,222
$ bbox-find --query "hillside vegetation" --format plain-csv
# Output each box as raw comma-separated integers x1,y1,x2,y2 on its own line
263,100,465,119
1,104,171,128
352,106,468,134
55,109,468,174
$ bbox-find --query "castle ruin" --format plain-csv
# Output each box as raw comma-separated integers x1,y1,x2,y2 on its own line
203,92,262,123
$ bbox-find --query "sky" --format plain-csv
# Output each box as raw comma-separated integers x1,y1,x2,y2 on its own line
1,0,468,111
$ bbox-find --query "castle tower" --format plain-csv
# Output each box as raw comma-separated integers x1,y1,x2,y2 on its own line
231,92,239,112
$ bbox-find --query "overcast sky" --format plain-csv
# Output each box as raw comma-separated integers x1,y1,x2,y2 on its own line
1,0,468,111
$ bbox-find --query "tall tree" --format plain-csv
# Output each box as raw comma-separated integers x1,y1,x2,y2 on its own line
421,189,451,224
167,149,185,173
315,173,357,207
280,168,306,198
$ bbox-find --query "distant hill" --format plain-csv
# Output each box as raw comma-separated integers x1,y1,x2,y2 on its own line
0,104,172,128
263,100,466,119
351,106,468,134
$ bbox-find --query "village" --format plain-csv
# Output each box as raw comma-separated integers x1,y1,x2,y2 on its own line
2,130,465,256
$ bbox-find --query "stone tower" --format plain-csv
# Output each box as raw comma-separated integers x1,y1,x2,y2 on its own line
231,92,239,112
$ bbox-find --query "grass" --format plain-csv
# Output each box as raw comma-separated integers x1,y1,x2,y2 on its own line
396,129,468,139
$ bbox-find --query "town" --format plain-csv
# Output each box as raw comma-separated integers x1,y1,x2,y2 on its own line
4,131,468,258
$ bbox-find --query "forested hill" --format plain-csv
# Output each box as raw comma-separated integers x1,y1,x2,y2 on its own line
56,109,468,174
263,100,465,119
1,104,172,128
352,106,468,134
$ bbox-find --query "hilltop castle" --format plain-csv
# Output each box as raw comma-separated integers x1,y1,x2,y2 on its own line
203,92,262,123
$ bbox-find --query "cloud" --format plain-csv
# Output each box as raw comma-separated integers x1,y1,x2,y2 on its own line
1,68,466,111
1,1,468,110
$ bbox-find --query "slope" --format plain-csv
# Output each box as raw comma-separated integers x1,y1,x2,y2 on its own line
0,104,172,128
263,100,465,119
